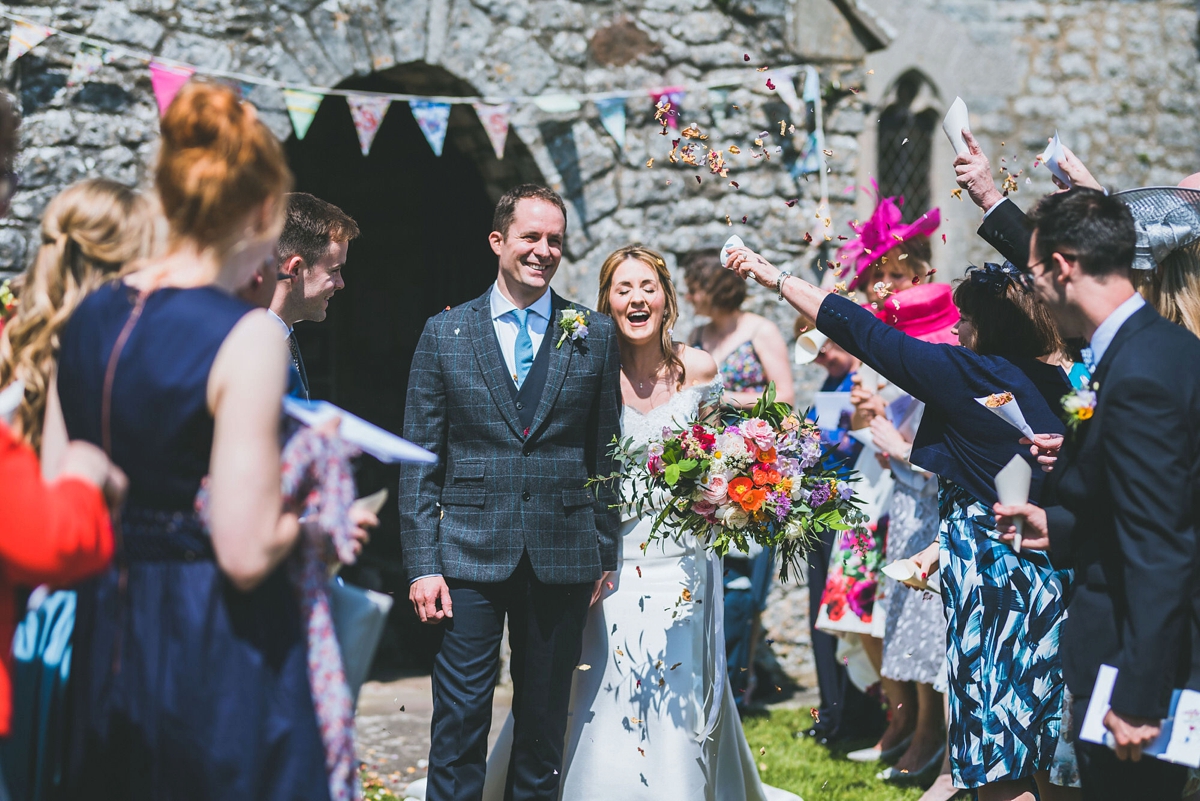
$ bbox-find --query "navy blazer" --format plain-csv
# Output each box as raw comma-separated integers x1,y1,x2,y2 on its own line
817,293,1068,506
1045,303,1200,719
398,289,623,585
978,198,1033,269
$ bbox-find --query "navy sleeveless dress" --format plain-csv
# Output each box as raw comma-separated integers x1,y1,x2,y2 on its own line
55,283,331,801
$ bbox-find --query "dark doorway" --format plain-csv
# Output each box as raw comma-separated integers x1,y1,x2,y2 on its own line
284,65,544,672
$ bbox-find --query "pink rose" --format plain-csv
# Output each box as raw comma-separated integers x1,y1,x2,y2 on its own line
702,474,729,504
741,418,776,451
691,499,717,519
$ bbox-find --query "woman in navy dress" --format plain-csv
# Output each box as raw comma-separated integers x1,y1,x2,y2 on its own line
727,250,1081,801
52,82,331,800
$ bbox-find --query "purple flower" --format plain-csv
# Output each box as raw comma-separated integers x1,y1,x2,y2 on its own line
572,324,588,340
778,456,802,477
799,439,822,469
837,481,854,501
771,492,792,520
809,482,831,508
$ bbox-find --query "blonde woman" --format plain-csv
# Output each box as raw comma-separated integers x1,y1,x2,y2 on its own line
481,245,799,801
0,179,156,801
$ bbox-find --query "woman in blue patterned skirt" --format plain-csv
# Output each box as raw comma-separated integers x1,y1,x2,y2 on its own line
726,251,1081,801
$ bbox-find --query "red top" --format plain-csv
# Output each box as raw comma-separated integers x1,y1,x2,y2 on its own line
0,422,113,735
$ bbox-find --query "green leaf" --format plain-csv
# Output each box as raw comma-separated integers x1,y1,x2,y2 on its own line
664,463,681,486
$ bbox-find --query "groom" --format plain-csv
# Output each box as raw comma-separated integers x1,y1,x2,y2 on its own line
996,188,1200,799
399,184,621,801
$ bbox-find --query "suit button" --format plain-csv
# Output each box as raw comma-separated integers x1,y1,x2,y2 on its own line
522,490,531,501
515,401,523,410
523,448,531,457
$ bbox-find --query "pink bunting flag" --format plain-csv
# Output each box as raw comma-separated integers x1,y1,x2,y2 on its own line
347,95,391,156
149,61,195,117
650,87,685,129
472,102,510,160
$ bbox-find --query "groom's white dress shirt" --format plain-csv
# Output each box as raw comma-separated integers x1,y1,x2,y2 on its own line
1085,292,1145,368
490,283,550,386
268,308,292,339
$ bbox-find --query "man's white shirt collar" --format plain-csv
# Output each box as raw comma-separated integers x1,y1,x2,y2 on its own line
1088,292,1145,367
490,283,552,322
268,309,292,338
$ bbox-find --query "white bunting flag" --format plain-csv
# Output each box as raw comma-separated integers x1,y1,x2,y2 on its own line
67,43,115,87
6,20,55,70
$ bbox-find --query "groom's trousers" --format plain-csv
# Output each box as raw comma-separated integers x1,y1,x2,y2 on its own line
426,554,591,801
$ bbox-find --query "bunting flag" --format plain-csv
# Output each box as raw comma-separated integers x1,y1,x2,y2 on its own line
67,42,114,87
284,88,323,140
802,64,821,104
347,95,391,155
5,20,54,69
595,97,626,149
533,95,581,114
649,87,685,129
409,99,450,157
773,75,802,118
149,61,195,116
472,102,510,159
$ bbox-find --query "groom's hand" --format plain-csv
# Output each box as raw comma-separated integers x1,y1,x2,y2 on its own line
410,576,453,623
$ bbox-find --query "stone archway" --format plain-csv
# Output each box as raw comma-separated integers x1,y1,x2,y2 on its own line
283,63,545,670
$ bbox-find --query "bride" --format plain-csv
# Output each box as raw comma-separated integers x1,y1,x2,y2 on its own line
480,245,801,801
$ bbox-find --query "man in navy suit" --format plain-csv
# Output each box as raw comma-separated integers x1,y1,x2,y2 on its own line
995,189,1200,800
399,185,621,801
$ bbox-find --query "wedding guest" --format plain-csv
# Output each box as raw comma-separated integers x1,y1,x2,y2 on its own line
833,188,938,305
269,192,359,399
994,188,1200,800
793,316,886,743
953,130,1103,268
727,249,1080,801
0,178,157,801
53,81,337,800
847,282,956,787
683,247,794,409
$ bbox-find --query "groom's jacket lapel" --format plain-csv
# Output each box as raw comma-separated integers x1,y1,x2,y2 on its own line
528,291,573,440
467,290,524,439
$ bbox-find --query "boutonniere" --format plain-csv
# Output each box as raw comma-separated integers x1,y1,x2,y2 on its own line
1061,383,1098,431
556,307,590,348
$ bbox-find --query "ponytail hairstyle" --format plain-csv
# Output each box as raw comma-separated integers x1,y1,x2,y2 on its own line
155,80,293,258
0,179,157,451
597,244,685,388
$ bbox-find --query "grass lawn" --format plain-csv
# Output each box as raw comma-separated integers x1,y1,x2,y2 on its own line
740,709,930,801
361,708,938,801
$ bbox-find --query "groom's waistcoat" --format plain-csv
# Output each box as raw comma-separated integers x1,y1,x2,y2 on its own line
398,288,622,585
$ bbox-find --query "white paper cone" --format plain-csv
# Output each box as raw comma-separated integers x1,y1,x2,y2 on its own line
794,330,828,365
881,558,937,593
976,395,1036,440
857,364,881,396
721,234,745,267
1040,130,1071,187
942,97,971,156
994,454,1032,553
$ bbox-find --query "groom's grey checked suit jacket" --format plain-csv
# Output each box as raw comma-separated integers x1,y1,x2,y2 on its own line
398,288,622,585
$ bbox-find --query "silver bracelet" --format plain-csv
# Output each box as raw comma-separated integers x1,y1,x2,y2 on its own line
776,271,793,301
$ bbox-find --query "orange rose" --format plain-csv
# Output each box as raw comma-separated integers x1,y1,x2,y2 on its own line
1077,407,1093,421
752,464,781,487
739,488,767,512
728,477,754,503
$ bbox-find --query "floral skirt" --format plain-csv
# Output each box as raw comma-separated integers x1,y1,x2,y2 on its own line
938,480,1072,789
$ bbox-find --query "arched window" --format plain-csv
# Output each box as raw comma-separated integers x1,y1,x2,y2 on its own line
877,70,939,223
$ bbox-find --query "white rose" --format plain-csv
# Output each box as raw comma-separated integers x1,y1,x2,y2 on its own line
723,506,749,530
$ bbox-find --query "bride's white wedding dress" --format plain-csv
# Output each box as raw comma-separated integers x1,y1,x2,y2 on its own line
480,379,801,801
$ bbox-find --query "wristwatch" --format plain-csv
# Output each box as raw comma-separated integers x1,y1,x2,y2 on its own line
776,271,793,301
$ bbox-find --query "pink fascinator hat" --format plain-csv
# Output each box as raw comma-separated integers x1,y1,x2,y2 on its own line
874,282,959,345
836,184,941,290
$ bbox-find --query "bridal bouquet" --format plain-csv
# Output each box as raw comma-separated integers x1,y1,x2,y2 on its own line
605,383,868,580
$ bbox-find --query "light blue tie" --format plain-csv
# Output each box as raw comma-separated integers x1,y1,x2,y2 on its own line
513,308,534,388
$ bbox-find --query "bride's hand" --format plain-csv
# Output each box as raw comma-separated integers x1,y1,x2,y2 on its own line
726,248,782,290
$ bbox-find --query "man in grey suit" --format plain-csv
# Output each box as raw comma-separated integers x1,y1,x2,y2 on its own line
399,184,622,801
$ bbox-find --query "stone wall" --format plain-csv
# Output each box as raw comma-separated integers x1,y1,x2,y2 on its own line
0,0,875,409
